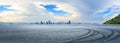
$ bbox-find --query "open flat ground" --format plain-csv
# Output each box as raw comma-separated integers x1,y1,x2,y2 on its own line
0,24,120,43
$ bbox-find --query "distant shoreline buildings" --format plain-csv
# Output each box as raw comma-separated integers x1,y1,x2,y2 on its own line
30,20,71,24
0,20,99,25
1,20,80,25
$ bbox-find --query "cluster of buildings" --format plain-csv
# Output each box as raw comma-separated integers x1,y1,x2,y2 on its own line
30,20,71,24
0,20,72,25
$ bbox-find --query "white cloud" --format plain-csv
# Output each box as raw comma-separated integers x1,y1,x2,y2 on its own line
34,1,80,22
0,0,81,22
0,11,25,22
0,0,120,23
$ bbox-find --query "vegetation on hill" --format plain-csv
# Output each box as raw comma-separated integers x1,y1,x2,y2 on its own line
104,14,120,24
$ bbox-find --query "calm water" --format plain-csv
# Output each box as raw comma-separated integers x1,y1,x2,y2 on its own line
0,24,120,43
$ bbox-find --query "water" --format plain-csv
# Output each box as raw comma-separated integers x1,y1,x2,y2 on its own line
0,24,120,43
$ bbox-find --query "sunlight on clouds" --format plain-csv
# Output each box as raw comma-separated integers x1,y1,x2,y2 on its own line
111,14,119,18
54,4,80,21
54,16,76,21
0,0,120,23
98,5,120,21
0,11,25,22
0,0,81,22
54,12,79,21
35,2,80,21
0,18,23,22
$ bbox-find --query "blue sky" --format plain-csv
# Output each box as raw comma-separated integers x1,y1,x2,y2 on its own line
41,4,68,16
0,5,11,12
97,5,120,18
0,0,120,23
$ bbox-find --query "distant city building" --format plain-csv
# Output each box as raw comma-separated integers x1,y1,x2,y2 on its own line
30,20,72,24
48,20,51,24
40,21,43,24
67,20,71,24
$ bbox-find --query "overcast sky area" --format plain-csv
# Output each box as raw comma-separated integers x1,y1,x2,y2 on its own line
0,0,120,23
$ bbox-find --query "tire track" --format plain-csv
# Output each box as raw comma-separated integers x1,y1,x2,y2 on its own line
64,28,120,43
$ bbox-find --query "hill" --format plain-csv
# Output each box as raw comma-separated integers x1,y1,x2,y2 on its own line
104,14,120,24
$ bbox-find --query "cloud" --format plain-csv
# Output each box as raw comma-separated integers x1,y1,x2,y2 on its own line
78,0,120,23
0,0,80,22
0,5,12,12
0,0,120,23
34,1,80,22
0,11,25,22
96,5,120,23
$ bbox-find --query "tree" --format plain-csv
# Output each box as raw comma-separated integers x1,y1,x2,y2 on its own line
104,14,120,24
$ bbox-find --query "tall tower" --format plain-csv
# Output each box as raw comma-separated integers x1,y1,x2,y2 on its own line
67,20,71,24
40,21,43,24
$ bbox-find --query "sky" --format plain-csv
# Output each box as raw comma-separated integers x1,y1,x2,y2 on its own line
0,0,120,23
41,4,68,16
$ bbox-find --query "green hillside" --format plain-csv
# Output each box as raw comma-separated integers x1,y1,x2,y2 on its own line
104,14,120,24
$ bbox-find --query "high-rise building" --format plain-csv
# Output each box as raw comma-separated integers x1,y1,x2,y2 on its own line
40,21,43,24
67,20,71,24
